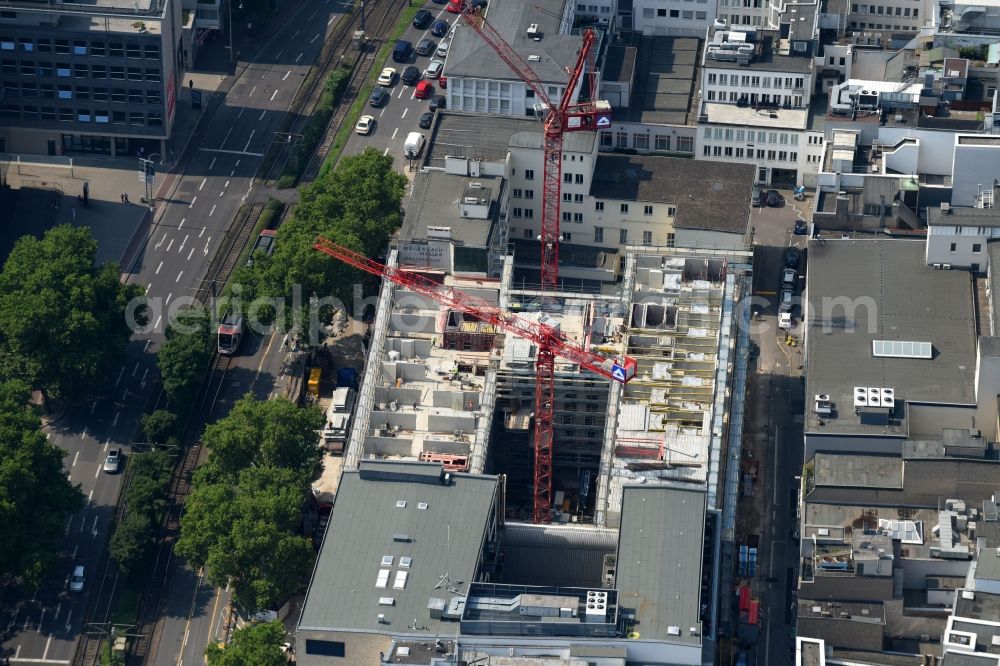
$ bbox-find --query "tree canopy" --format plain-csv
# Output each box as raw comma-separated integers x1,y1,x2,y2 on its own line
205,620,287,666
0,380,83,585
0,225,145,403
246,149,406,332
157,305,213,408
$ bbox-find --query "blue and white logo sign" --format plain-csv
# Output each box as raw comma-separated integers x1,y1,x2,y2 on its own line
596,114,611,128
611,364,627,382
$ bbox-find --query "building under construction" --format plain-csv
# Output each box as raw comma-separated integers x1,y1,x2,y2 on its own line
344,246,751,531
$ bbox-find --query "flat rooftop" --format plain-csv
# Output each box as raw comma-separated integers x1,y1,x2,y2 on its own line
401,172,503,247
615,485,706,645
426,112,541,164
703,29,813,73
616,36,701,126
812,452,902,489
298,461,498,636
591,154,753,233
804,239,978,436
703,102,809,130
928,205,1000,228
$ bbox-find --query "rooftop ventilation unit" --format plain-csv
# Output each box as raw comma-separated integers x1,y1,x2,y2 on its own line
526,23,539,37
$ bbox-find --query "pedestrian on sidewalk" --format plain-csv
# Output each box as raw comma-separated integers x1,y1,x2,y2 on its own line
120,193,125,203
124,193,130,203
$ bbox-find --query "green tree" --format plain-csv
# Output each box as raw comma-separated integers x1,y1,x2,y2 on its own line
0,225,145,404
176,467,314,613
140,409,179,445
205,620,287,666
0,380,84,585
108,510,155,577
199,396,324,482
125,449,172,519
157,305,213,407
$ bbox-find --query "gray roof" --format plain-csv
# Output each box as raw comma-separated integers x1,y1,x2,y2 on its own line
704,31,813,73
603,45,637,84
927,205,1000,227
590,155,754,233
804,239,978,436
425,112,594,165
298,461,498,637
797,600,885,651
813,453,903,489
496,523,617,588
955,586,1000,622
976,546,1000,583
615,485,705,645
444,0,584,84
401,172,502,247
615,36,700,125
942,652,1000,666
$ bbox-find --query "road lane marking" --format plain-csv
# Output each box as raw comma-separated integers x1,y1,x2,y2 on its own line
208,157,217,170
243,129,256,152
292,29,300,38
410,90,416,100
391,128,398,139
115,367,125,386
397,87,405,99
383,147,390,156
282,70,291,81
37,610,45,634
311,33,320,43
165,293,173,305
179,234,189,252
198,148,264,157
224,180,230,189
259,109,267,120
296,52,304,63
95,465,100,478
54,603,61,620
42,634,51,655
188,247,195,261
249,85,257,97
72,451,79,467
204,237,212,255
209,204,217,217
154,314,162,329
189,195,197,209
64,610,72,631
221,127,233,147
91,515,98,536
88,489,93,502
401,108,408,119
176,271,183,283
141,368,148,387
155,261,163,274
219,190,225,197
308,10,316,19
275,49,283,59
90,402,97,415
179,217,186,229
71,546,77,559
145,283,151,294
79,516,85,532
380,107,386,117
199,178,206,191
270,89,279,101
328,15,335,24
154,232,166,249
113,411,120,427
237,107,245,118
166,238,174,252
65,516,72,535
81,427,87,439
199,226,206,238
132,361,139,376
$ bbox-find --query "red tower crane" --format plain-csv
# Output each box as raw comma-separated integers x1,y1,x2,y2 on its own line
453,2,610,522
313,238,636,522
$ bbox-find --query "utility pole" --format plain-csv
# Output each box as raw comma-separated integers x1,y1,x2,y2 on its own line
361,0,366,32
138,154,158,203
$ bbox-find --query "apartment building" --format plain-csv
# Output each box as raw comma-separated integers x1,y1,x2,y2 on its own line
0,0,183,157
846,0,931,32
631,0,719,37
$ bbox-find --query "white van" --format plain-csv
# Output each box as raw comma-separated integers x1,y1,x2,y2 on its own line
403,132,426,160
69,565,85,592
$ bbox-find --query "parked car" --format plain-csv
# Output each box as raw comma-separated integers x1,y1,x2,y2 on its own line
778,312,794,330
429,95,447,112
69,565,85,592
779,289,794,312
419,111,434,129
766,189,783,207
412,9,433,28
103,448,122,473
436,41,450,57
355,115,375,135
784,246,800,269
794,219,808,235
781,268,796,287
376,67,396,86
424,59,444,79
431,19,450,37
416,38,436,56
401,65,421,85
391,39,413,63
751,186,763,207
415,80,433,99
369,86,389,107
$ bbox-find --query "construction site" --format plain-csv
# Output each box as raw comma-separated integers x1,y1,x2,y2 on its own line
338,245,752,532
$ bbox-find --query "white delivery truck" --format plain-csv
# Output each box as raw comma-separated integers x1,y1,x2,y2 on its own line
403,132,426,159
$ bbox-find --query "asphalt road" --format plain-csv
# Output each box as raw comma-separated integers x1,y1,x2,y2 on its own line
0,2,347,665
344,1,457,166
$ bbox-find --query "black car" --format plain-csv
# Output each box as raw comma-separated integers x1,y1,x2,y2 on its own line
766,189,783,207
415,38,436,56
418,111,434,129
429,94,447,112
401,65,421,85
369,86,389,107
784,247,800,270
431,20,450,37
412,9,433,28
793,219,808,235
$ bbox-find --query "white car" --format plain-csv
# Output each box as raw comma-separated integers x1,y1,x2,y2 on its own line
376,67,396,86
103,448,122,473
355,115,375,135
424,60,444,79
779,289,794,312
778,312,794,330
69,565,85,592
436,41,449,58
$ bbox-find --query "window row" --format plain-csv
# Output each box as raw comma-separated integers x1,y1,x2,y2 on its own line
702,144,798,162
718,0,764,7
0,105,162,126
851,4,918,17
703,127,800,145
1,83,161,104
706,73,805,89
598,131,694,153
575,3,614,12
0,60,161,81
0,38,161,59
642,7,708,19
518,227,659,246
718,14,765,26
849,21,914,29
705,90,804,107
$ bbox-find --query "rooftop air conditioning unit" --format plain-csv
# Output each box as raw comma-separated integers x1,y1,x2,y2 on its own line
527,23,539,37
854,387,868,408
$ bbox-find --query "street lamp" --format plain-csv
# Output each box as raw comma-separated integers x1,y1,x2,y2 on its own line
227,0,243,65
